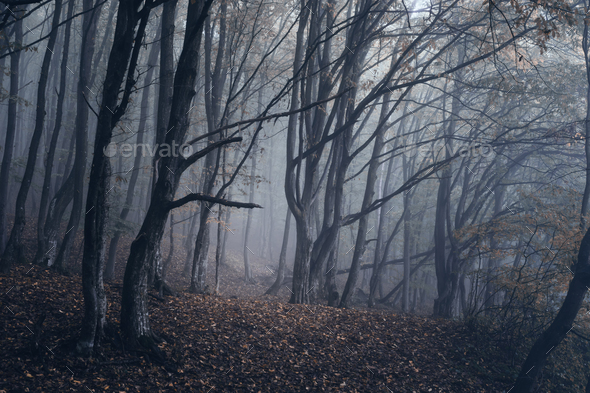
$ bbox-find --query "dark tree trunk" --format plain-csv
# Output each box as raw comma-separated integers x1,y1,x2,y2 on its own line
214,208,222,293
148,1,176,292
290,216,313,304
368,150,395,307
161,213,174,295
432,157,453,318
339,92,387,308
402,187,412,313
326,240,339,307
78,0,149,355
512,227,590,392
59,130,75,189
35,0,74,266
53,0,103,271
432,75,462,318
0,7,24,260
266,139,275,261
190,208,211,292
87,0,117,90
121,0,214,348
121,200,169,349
284,3,310,304
105,28,160,281
291,0,376,305
242,149,257,283
484,188,503,311
265,210,291,295
189,5,228,293
581,20,590,226
1,0,62,270
42,173,74,267
153,0,177,194
183,206,200,274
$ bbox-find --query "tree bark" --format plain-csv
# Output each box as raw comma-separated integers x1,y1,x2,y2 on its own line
34,0,74,266
432,72,463,318
484,188,503,311
121,0,214,348
242,148,257,283
284,2,311,304
340,91,388,308
1,0,62,270
105,26,160,281
402,183,412,313
368,147,396,307
152,0,177,194
265,210,291,295
214,207,222,294
162,213,174,293
78,0,148,355
54,0,102,271
581,19,590,227
189,5,228,293
512,227,590,392
0,6,24,260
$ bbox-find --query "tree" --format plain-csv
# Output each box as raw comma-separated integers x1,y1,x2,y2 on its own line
0,5,24,260
104,22,161,281
53,0,103,271
1,0,62,270
34,0,75,266
77,0,159,355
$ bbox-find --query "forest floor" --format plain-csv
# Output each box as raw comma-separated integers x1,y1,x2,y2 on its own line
0,262,518,392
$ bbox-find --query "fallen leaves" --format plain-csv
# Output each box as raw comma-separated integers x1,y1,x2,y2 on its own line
0,265,511,392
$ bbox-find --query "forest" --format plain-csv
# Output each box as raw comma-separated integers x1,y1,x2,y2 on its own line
2,0,590,391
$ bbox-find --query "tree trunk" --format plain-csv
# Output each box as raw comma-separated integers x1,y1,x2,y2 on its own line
339,95,386,308
290,216,313,304
214,207,222,294
152,0,177,194
484,188,503,311
265,210,291,295
78,0,147,355
105,28,160,281
242,149,257,283
121,0,214,348
284,3,312,304
512,227,590,392
54,0,102,271
402,186,412,313
1,0,62,269
183,207,200,274
368,149,396,307
42,173,75,267
189,5,228,293
122,204,169,349
190,208,210,293
432,74,462,318
266,139,275,261
35,0,74,266
0,7,24,259
162,213,174,293
581,20,590,227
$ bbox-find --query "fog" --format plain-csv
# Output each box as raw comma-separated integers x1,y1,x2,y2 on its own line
1,0,589,390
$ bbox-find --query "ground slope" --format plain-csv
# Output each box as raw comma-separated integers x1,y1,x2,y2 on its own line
0,265,510,392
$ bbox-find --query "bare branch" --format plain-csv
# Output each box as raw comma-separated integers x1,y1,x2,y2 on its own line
168,193,262,211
